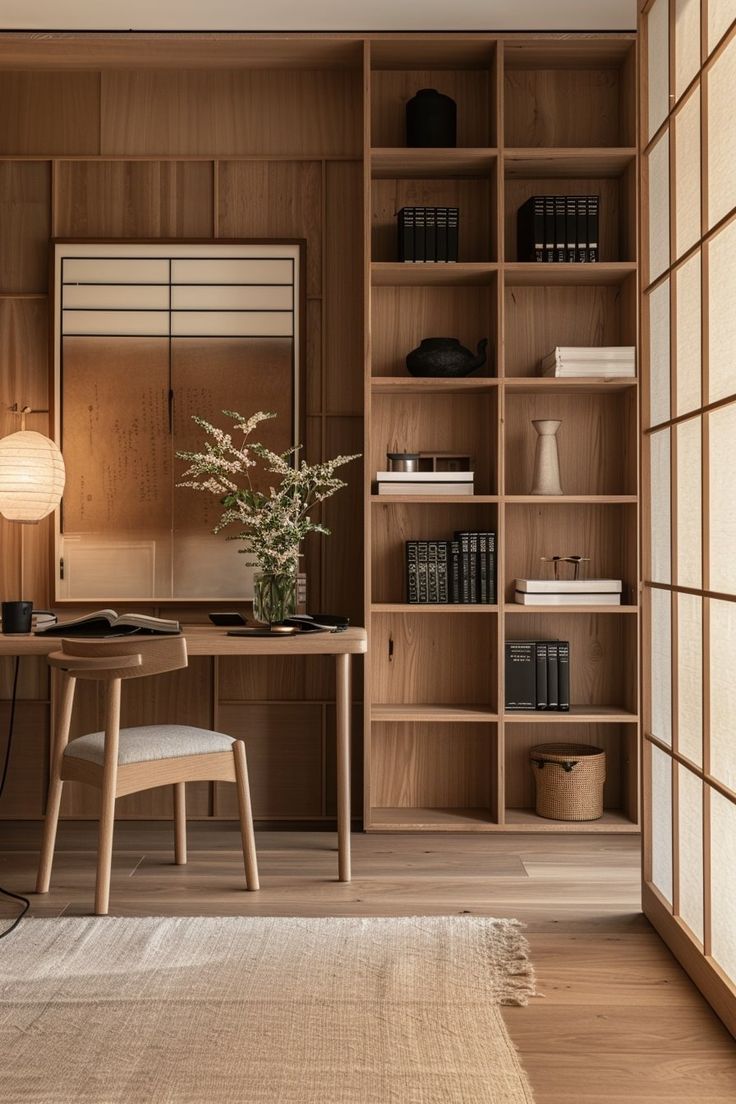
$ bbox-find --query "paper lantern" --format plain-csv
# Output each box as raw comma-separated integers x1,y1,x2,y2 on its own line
0,430,66,522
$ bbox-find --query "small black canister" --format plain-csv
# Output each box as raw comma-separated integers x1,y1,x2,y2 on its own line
406,88,457,147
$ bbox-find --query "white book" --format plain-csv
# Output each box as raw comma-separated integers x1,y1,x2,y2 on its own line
542,365,636,378
376,470,474,482
541,346,636,378
516,578,622,593
514,591,622,605
544,346,636,362
377,483,474,495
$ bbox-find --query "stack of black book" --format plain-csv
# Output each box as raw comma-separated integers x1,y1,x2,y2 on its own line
517,195,599,262
397,207,459,263
505,640,570,711
406,532,496,604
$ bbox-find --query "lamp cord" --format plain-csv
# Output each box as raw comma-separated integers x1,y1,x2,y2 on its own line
0,656,30,938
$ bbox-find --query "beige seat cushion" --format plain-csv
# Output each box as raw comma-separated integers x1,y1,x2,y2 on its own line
64,725,235,766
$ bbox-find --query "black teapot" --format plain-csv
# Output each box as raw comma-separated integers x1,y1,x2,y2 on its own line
405,337,489,378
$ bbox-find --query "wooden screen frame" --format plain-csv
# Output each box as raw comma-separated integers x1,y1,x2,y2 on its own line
50,237,307,604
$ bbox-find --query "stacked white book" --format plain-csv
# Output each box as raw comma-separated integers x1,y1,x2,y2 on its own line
376,470,474,496
515,579,622,605
541,346,636,378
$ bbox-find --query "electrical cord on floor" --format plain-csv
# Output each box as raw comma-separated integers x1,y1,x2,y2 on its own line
0,656,30,938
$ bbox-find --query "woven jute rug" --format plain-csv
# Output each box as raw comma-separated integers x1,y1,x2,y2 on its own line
0,916,535,1103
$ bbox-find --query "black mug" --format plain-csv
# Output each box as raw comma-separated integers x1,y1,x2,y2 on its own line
2,601,33,634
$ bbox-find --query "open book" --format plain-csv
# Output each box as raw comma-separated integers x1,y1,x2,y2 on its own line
35,609,180,637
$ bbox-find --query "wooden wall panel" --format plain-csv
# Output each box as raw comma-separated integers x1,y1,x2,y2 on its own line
0,703,48,818
100,71,361,157
217,160,322,296
0,162,51,292
0,72,100,155
0,298,49,412
55,161,214,238
215,703,324,818
218,655,333,702
370,722,493,808
322,417,364,627
324,161,363,413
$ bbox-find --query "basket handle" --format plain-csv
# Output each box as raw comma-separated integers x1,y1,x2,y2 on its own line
531,756,580,773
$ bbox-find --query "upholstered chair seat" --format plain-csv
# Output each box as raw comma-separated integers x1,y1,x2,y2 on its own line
64,725,236,766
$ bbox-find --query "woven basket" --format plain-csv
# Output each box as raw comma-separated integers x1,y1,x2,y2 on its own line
530,743,606,821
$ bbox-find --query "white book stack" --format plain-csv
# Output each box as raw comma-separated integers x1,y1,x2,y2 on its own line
376,470,474,496
541,346,636,379
515,578,623,605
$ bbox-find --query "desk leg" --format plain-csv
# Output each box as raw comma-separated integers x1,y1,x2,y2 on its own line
336,653,351,883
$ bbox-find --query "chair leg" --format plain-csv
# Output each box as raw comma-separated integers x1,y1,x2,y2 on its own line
173,782,187,865
233,740,259,890
36,672,76,894
94,679,121,916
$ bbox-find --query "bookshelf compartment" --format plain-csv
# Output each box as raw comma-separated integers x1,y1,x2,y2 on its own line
371,282,497,378
504,611,638,716
503,391,637,495
371,391,497,496
504,174,636,263
504,722,638,824
372,611,497,708
371,500,498,605
504,503,638,605
370,721,498,820
372,176,495,263
503,43,635,148
504,275,636,377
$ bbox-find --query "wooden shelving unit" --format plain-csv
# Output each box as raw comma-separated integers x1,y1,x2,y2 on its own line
363,34,639,833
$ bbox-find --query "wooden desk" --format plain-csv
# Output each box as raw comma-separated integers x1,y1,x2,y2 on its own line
0,626,367,883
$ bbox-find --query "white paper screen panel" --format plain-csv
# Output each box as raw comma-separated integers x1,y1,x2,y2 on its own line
647,131,670,284
63,285,171,310
171,285,293,310
674,251,701,416
650,586,672,747
706,217,736,404
170,311,293,337
707,0,736,53
63,258,170,284
675,416,702,589
677,764,704,943
710,787,736,984
647,0,671,140
63,311,170,336
709,597,736,793
676,592,702,766
649,428,671,584
651,742,673,903
648,278,670,426
708,402,736,594
674,89,701,259
675,0,701,100
707,35,736,230
170,259,294,284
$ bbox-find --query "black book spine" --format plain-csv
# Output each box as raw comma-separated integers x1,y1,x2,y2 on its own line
547,641,559,710
505,641,536,711
425,206,437,264
406,541,419,603
456,531,471,603
436,207,448,262
468,531,479,603
577,196,588,262
557,640,570,711
478,532,488,603
447,207,459,262
554,195,566,262
417,541,429,603
487,531,496,604
566,195,577,262
544,196,555,262
414,207,426,262
437,541,449,604
535,641,548,710
588,195,599,262
450,539,461,603
398,207,414,263
517,196,545,263
428,540,439,603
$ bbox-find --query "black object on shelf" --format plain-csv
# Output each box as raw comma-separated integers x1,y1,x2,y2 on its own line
406,532,495,605
517,195,600,262
406,88,457,147
405,336,489,378
398,206,459,262
504,640,571,711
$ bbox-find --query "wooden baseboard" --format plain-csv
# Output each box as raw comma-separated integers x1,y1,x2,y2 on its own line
643,882,736,1039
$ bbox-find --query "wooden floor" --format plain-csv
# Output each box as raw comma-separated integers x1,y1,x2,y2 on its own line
1,821,735,1102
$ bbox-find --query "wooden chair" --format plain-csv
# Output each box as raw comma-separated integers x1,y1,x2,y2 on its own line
35,635,259,914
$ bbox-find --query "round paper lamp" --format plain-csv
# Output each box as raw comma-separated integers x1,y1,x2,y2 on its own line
0,430,66,522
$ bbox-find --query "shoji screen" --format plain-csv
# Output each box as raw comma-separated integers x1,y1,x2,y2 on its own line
642,0,736,1034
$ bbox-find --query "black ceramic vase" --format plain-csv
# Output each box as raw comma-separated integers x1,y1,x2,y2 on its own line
406,88,457,147
405,337,489,378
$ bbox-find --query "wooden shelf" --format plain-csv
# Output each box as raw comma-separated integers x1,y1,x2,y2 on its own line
503,809,639,832
372,704,498,722
502,377,637,393
369,807,497,831
371,147,497,178
504,262,637,287
504,147,636,178
506,604,638,614
372,604,498,614
504,494,637,504
371,494,498,504
371,262,497,287
503,706,639,723
370,376,498,394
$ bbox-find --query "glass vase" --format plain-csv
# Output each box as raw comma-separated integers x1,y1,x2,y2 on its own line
252,571,297,625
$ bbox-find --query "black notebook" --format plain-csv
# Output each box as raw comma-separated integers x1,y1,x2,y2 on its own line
35,609,181,637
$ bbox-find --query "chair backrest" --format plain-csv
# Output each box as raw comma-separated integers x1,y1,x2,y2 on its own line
49,635,188,681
